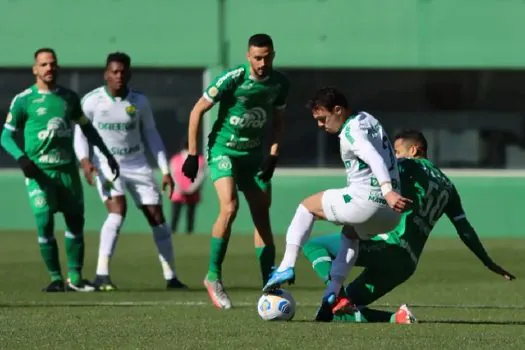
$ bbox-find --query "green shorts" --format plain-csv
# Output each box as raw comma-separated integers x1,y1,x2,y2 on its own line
25,164,84,215
207,145,269,192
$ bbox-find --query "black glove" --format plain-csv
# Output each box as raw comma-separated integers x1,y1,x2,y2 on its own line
258,155,278,182
17,155,41,179
106,155,120,181
182,154,199,182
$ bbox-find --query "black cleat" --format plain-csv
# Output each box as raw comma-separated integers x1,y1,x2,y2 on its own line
166,277,188,290
42,280,65,292
66,278,96,292
92,275,118,292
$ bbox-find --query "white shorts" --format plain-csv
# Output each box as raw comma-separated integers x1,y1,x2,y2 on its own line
95,161,161,206
321,187,401,240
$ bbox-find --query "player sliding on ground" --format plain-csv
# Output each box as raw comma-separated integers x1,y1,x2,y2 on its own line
183,34,290,309
263,87,412,321
1,48,119,292
74,52,186,291
303,129,516,323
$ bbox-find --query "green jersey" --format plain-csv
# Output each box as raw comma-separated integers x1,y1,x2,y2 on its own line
372,158,466,263
6,85,83,169
203,64,290,154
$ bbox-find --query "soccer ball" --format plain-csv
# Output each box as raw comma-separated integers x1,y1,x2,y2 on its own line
257,289,296,321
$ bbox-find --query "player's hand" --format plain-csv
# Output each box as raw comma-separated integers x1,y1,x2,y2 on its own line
106,155,120,181
162,174,175,198
485,261,516,281
384,191,412,213
80,159,97,186
258,155,278,182
182,154,199,182
17,155,41,179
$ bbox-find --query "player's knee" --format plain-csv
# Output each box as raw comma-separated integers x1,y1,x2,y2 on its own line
104,213,124,233
34,211,54,238
219,200,238,221
63,213,85,235
142,205,165,227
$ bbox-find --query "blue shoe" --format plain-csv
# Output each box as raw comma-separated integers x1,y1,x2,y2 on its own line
314,293,336,322
262,267,295,292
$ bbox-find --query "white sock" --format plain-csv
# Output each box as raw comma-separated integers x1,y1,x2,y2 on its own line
152,223,175,280
323,235,359,298
277,204,314,272
96,213,123,276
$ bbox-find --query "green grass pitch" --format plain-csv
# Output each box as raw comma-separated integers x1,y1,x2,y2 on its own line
0,231,523,349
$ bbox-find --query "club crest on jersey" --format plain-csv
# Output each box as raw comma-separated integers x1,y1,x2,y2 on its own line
125,105,137,118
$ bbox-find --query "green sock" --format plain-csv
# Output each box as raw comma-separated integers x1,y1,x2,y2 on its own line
207,237,229,281
333,310,368,323
302,243,332,283
64,231,84,285
255,245,275,285
35,212,62,281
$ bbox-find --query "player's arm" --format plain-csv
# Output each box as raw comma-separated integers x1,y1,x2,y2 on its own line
445,186,515,280
185,161,207,194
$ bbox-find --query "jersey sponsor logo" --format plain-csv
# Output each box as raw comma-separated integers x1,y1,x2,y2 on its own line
32,96,46,104
225,137,261,150
367,194,387,206
229,107,267,128
125,105,137,118
97,121,137,131
36,107,47,116
110,144,140,156
38,117,72,140
239,81,254,90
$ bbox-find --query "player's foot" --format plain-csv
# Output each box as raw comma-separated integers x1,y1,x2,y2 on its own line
92,275,117,292
262,267,295,292
42,280,65,292
203,277,232,310
332,296,356,316
394,304,417,324
166,277,188,290
314,293,336,322
66,278,96,292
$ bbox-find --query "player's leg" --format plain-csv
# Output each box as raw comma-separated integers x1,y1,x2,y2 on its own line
302,233,341,283
26,176,63,291
240,161,275,285
127,165,186,289
57,167,95,292
204,153,239,309
186,203,196,234
170,201,183,233
92,166,127,291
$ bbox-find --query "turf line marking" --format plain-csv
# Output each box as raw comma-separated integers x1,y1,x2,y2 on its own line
0,300,524,310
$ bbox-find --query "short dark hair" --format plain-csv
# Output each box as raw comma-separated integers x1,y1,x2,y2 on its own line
106,52,131,69
306,87,349,111
248,33,273,49
34,48,57,60
394,129,428,154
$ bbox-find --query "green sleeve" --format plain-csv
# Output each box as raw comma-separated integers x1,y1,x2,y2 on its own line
273,75,290,109
445,186,492,265
5,93,27,131
0,128,24,160
203,66,245,103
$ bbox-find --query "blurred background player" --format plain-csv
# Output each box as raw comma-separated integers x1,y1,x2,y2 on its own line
182,33,290,309
170,140,206,235
74,52,187,291
263,87,411,322
0,48,119,292
302,129,515,323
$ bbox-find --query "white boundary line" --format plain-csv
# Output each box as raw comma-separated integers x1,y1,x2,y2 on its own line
0,300,523,310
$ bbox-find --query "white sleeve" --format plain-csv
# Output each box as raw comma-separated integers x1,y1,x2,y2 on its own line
74,95,94,161
140,97,170,174
346,126,392,185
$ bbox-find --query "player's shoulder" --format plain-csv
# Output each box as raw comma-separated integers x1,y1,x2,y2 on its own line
129,89,151,105
215,64,247,86
81,86,105,105
10,86,34,104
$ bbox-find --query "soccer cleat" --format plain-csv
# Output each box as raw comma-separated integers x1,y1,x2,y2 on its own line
42,280,65,292
394,304,417,324
203,277,232,310
314,293,337,322
332,296,356,316
92,275,117,292
262,267,295,292
66,278,96,292
166,277,188,290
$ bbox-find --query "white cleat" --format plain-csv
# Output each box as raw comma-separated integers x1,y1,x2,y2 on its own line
204,277,232,310
66,278,96,292
394,304,417,324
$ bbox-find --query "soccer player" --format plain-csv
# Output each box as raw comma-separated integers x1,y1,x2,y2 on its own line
73,52,187,291
262,87,412,321
303,129,516,323
0,48,120,292
182,34,290,309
